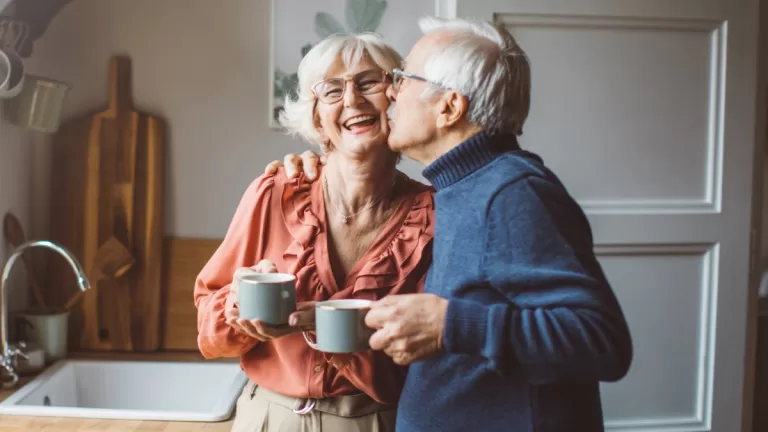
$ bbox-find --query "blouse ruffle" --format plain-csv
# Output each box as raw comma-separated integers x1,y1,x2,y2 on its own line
277,171,434,299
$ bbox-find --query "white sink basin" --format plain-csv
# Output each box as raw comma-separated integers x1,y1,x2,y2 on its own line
0,358,247,422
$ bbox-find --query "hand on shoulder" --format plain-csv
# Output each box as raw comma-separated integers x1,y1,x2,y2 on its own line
264,150,326,181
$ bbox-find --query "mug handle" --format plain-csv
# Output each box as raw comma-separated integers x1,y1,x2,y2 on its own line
303,331,319,350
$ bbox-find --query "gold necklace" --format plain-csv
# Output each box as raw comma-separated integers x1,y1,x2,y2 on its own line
322,173,397,224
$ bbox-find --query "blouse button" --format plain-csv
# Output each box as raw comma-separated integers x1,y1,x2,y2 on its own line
313,365,322,373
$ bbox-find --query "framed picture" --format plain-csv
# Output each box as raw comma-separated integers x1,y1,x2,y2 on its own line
268,0,457,129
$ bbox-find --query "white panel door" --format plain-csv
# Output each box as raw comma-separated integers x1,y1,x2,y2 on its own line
447,0,760,431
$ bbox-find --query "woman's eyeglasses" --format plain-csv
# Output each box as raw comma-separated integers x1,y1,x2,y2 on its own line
312,69,390,104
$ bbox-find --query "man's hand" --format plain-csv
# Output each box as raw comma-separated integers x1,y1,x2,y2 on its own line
225,260,315,341
264,150,326,181
365,294,449,365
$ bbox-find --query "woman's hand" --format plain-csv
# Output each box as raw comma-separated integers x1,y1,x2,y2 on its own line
226,301,317,341
225,260,316,341
289,301,317,330
228,259,277,299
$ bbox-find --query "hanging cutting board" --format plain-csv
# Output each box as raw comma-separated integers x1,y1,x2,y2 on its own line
48,56,165,352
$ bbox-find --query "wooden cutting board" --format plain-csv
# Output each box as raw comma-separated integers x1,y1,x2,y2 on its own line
47,56,165,352
161,237,222,351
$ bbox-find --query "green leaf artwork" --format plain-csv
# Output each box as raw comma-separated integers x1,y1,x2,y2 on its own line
273,0,388,124
300,43,314,58
347,0,387,33
315,12,346,38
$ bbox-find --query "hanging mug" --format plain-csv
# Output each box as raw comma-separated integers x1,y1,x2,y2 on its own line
0,47,24,98
0,20,26,98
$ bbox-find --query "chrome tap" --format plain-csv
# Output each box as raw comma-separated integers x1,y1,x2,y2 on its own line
0,240,90,388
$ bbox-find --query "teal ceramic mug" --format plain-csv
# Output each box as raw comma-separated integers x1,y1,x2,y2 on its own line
304,299,374,353
236,272,296,325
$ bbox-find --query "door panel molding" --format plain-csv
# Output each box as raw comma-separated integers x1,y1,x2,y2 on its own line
596,244,717,431
496,13,727,215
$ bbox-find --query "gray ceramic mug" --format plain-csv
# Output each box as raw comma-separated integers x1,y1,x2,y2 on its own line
304,299,374,353
237,272,297,325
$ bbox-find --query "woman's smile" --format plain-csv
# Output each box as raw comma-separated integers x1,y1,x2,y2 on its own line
341,113,381,135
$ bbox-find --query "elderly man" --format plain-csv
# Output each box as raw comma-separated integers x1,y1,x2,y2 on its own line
267,16,633,432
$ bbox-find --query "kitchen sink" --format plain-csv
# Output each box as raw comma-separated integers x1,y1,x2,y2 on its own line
0,358,247,421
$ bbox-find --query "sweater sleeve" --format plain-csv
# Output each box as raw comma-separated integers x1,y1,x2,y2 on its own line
194,173,277,359
442,177,633,383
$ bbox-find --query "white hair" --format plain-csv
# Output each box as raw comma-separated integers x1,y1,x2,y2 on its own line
417,16,531,136
279,33,402,149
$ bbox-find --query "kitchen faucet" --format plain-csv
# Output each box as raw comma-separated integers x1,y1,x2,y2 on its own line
0,240,90,388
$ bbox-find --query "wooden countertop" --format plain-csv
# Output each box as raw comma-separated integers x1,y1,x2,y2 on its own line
0,416,233,431
0,352,237,431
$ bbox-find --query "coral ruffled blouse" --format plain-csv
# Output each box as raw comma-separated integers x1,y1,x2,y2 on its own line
194,169,435,406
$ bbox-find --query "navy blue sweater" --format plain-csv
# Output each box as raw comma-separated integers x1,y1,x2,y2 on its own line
396,132,633,432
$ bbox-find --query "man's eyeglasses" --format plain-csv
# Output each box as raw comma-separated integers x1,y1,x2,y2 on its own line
391,68,431,92
311,69,390,104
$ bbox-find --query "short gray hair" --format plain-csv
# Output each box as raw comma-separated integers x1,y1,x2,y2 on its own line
418,16,531,136
279,33,402,149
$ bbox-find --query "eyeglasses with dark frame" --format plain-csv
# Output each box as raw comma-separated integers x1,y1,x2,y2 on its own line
311,69,391,104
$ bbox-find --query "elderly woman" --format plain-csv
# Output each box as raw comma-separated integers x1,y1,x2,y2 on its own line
194,32,435,432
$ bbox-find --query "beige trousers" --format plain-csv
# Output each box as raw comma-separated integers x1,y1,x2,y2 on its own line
230,382,397,432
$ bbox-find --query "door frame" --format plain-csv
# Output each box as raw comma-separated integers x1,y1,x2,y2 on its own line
746,2,768,430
